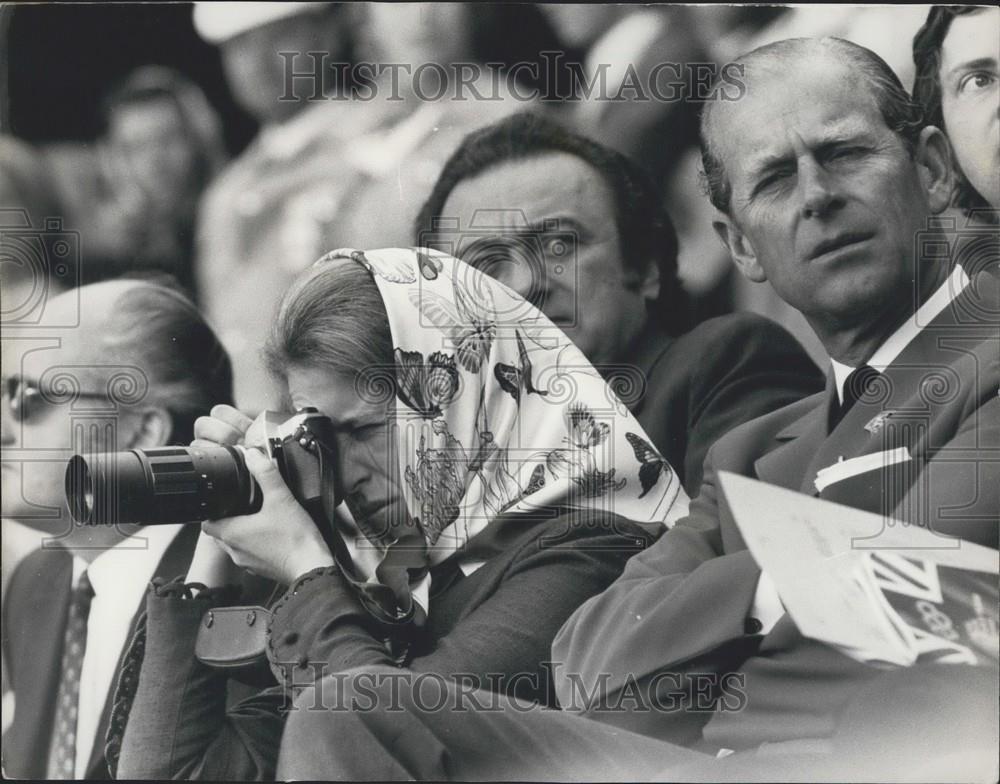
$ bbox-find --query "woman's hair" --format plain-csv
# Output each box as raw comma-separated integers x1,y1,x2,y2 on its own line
266,259,394,386
104,274,234,445
912,6,994,214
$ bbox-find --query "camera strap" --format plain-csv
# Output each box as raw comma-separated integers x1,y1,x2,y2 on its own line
311,441,425,661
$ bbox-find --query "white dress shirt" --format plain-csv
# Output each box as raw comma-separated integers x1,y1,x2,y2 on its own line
70,525,183,777
750,264,970,635
829,264,970,404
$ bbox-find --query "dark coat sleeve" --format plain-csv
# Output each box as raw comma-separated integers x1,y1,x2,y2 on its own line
676,314,824,493
267,517,656,706
551,446,766,747
116,517,653,779
115,585,287,781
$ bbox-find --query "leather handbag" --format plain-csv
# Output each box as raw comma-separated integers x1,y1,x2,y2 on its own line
195,604,272,669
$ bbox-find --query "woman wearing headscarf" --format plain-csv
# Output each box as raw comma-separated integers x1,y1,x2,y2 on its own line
112,248,688,780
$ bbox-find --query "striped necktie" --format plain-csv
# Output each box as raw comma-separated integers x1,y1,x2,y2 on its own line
46,570,94,779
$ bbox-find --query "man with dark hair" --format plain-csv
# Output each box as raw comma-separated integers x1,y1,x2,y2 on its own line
912,5,999,211
416,111,824,494
275,38,998,782
1,279,235,779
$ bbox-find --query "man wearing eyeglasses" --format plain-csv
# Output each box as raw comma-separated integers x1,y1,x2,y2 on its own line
1,278,233,779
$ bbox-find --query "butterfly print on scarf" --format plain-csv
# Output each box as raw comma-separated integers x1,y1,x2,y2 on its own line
523,462,547,496
625,431,673,498
565,402,610,449
539,447,625,499
404,435,463,543
394,349,460,418
408,282,496,373
572,466,626,498
414,248,444,280
494,331,550,404
351,248,418,283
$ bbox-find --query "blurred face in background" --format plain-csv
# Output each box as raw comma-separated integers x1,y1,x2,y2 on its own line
361,3,470,69
108,97,200,207
439,152,656,367
938,8,1000,208
221,10,348,124
539,4,621,49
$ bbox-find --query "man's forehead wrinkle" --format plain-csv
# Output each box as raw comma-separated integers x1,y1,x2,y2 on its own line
743,114,874,176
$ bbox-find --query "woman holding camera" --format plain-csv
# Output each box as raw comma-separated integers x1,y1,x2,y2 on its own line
112,248,688,780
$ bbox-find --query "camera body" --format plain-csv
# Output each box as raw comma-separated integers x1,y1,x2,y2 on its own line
65,408,339,526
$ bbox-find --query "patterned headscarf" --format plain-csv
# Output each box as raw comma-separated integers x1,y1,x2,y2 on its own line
316,247,688,619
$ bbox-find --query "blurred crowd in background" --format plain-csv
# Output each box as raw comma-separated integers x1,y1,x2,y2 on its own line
2,4,936,357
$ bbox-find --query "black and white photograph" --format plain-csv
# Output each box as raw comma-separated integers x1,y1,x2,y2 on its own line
1,2,997,781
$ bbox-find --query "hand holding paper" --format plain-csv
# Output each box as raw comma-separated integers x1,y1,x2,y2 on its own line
719,472,999,667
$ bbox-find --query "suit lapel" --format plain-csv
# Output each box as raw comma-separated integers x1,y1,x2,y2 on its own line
4,548,73,779
797,267,996,508
754,384,833,491
83,526,199,778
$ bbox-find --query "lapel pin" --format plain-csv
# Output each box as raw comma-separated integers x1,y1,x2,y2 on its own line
864,410,897,434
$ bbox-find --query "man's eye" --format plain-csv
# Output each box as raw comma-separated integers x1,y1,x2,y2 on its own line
829,146,866,162
959,71,997,94
355,423,385,440
755,170,790,195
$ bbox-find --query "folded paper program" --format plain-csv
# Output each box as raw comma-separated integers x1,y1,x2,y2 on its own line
719,472,999,667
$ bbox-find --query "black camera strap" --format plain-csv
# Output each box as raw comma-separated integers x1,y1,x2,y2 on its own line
310,441,424,661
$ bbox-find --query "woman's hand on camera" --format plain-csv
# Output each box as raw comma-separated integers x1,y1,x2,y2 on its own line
185,530,242,589
200,447,335,585
191,404,255,448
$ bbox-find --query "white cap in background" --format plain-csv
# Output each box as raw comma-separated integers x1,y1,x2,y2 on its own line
193,2,331,44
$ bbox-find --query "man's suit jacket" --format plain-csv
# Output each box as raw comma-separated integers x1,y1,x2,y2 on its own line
1,526,199,779
618,313,824,496
554,266,999,751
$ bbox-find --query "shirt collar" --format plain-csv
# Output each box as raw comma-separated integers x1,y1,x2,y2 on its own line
831,264,970,404
72,525,184,597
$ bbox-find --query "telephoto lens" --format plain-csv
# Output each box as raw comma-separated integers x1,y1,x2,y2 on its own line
65,445,261,525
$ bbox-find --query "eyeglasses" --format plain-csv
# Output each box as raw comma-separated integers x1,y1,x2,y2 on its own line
2,374,109,424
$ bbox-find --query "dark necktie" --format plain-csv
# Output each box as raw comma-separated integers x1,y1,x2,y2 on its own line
834,364,881,428
46,570,94,779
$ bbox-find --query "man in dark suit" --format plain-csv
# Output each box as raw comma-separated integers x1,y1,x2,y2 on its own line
1,278,233,779
415,111,824,496
273,37,998,782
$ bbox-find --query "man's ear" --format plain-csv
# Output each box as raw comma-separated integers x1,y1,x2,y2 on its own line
914,126,954,214
125,408,173,450
712,211,766,283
